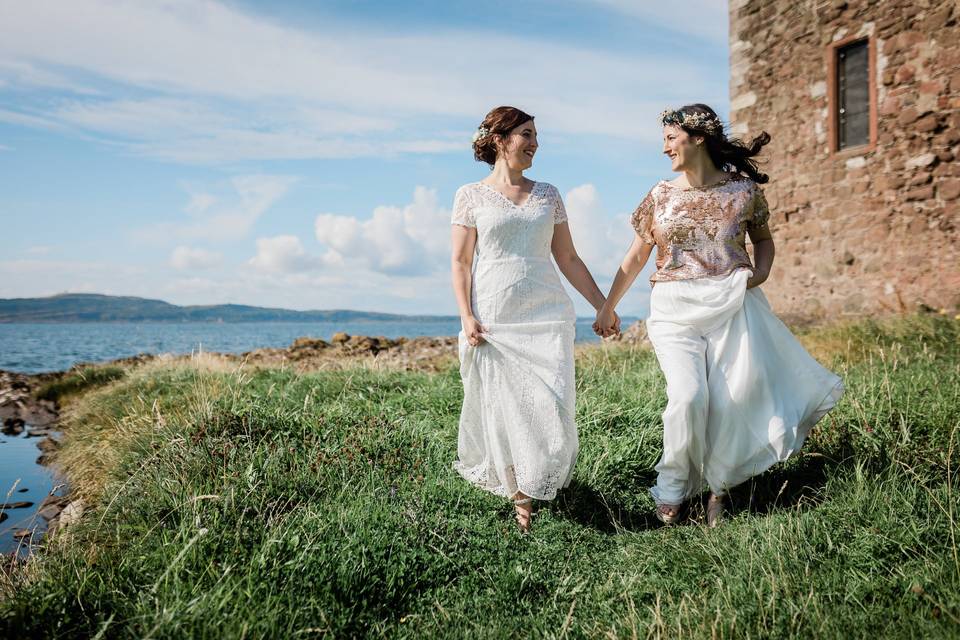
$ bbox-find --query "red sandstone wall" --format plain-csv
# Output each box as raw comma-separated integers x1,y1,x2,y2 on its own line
729,0,959,321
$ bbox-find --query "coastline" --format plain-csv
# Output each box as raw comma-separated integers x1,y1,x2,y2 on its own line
0,323,651,555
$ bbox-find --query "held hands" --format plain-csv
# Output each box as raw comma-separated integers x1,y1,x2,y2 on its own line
462,315,488,347
593,304,621,339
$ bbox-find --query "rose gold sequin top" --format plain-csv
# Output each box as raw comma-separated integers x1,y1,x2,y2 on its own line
630,174,770,283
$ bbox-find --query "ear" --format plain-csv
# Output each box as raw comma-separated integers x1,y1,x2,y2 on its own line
693,135,705,146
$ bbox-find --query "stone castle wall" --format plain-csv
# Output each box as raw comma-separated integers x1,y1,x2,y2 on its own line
729,0,959,321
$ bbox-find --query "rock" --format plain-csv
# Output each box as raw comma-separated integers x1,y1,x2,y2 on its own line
2,417,25,435
11,529,32,540
330,332,350,345
0,513,6,523
37,504,61,520
842,251,855,266
616,321,650,346
40,494,69,510
36,436,60,453
0,501,33,509
57,500,85,527
291,337,329,350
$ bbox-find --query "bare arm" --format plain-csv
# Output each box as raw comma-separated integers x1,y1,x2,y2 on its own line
551,222,607,311
595,235,654,336
747,223,774,289
451,224,486,345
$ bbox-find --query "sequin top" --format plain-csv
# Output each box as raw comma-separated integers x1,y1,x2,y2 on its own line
630,174,770,283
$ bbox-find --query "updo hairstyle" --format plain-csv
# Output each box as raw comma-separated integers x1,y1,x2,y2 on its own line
472,106,534,167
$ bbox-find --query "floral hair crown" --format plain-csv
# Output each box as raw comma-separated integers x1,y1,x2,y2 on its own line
471,126,491,144
658,108,724,136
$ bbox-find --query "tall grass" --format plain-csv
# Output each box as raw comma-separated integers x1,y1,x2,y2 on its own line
1,316,957,638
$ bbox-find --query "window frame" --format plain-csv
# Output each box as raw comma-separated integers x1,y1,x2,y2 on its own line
827,35,877,156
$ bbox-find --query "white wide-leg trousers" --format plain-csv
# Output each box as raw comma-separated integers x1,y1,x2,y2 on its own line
646,269,844,505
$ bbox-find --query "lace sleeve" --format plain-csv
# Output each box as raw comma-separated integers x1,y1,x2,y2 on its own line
451,186,476,227
630,189,656,244
748,184,770,229
549,185,567,224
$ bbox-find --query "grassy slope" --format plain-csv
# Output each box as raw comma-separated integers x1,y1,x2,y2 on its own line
1,317,958,638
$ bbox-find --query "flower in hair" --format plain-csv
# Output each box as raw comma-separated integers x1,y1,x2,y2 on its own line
658,108,723,136
471,126,490,144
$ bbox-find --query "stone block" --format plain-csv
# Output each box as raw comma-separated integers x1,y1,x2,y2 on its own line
897,107,920,126
915,115,939,133
906,185,935,201
894,64,916,84
939,179,960,200
906,153,937,169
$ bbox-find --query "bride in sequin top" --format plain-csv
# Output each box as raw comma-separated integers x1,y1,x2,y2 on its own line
595,104,844,527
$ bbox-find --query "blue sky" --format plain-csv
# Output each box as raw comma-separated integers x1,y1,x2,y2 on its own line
0,0,729,316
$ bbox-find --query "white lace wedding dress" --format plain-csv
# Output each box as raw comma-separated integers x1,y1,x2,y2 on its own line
451,181,578,500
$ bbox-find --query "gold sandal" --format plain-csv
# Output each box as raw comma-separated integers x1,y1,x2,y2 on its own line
655,502,686,525
706,494,726,528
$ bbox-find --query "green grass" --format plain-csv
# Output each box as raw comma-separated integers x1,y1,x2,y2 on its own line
34,365,126,403
1,316,958,638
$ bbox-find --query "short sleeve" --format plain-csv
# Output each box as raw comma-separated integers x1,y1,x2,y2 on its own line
451,186,476,227
630,189,656,244
550,185,567,224
748,184,770,230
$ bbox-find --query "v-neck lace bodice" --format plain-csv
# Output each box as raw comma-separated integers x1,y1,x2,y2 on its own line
451,181,567,262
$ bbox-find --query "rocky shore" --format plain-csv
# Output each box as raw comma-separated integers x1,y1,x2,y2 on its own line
0,371,82,548
0,322,650,554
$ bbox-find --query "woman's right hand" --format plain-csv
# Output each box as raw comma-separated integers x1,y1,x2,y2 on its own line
462,315,487,346
593,305,620,338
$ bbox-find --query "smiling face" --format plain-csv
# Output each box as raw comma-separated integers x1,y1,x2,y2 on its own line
662,124,703,172
496,120,538,170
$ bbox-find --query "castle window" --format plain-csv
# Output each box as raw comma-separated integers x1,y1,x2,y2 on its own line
836,39,870,149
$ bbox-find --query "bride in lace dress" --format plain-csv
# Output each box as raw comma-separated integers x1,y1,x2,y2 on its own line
450,106,615,532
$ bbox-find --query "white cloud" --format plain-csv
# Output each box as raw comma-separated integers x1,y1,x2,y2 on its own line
0,0,725,163
0,59,97,94
562,184,654,315
248,235,318,274
170,246,223,270
184,192,218,216
565,184,634,275
315,187,449,276
1,185,653,316
135,174,297,244
24,245,52,255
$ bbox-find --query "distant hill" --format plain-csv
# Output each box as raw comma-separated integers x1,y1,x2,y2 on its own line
0,294,459,323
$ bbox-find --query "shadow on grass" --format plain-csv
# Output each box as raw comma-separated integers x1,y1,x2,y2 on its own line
552,455,833,532
686,454,833,525
553,479,662,533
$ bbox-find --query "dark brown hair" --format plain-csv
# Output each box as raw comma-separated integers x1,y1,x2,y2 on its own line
472,106,534,166
671,103,771,184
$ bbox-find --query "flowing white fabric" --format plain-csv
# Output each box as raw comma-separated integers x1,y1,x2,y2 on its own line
646,268,844,505
452,181,578,500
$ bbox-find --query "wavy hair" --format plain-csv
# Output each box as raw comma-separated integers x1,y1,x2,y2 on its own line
664,103,771,184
